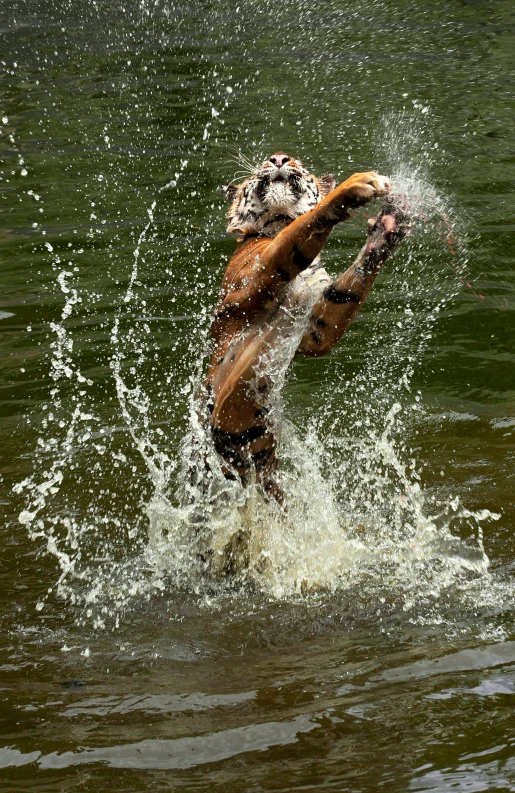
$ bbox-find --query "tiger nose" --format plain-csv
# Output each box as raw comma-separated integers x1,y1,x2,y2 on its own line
269,153,290,168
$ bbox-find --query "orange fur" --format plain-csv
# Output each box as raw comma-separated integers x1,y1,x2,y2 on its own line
204,155,409,502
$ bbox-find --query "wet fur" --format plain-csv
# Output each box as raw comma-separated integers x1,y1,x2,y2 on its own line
205,154,409,503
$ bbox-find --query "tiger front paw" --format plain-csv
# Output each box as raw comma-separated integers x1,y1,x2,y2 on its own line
342,171,392,208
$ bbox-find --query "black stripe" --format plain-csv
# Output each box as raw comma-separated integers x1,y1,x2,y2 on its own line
214,302,240,319
211,437,249,469
292,244,311,269
263,214,292,227
212,425,267,449
322,285,361,304
288,176,302,200
255,176,269,202
252,445,275,465
211,425,271,471
205,384,214,414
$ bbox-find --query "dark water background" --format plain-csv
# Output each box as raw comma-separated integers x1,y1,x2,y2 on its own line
1,0,515,790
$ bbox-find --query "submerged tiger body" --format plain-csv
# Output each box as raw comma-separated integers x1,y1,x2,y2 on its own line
204,153,410,503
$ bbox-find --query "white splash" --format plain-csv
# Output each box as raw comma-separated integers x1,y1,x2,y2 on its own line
14,105,504,629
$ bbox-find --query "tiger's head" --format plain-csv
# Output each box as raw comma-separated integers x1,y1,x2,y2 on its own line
223,153,336,238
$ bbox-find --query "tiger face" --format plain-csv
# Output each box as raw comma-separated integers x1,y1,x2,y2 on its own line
224,153,336,237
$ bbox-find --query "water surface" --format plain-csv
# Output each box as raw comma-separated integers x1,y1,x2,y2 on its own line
1,0,515,790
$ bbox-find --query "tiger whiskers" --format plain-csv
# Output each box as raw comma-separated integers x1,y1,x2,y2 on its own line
225,145,259,175
226,155,255,175
230,169,255,181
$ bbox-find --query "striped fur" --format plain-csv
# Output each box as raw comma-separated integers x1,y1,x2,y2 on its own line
206,154,409,504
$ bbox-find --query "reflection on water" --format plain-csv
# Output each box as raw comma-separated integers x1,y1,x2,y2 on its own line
1,0,515,790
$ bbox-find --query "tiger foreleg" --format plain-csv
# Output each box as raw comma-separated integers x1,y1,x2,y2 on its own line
259,172,392,282
297,198,411,357
210,173,392,334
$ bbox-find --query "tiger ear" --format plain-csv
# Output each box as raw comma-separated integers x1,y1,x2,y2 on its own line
318,174,336,197
221,183,239,202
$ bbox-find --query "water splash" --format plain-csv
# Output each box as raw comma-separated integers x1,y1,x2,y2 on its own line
14,106,503,628
141,107,497,604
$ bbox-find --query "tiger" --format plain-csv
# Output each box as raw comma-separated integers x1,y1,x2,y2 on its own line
204,152,410,505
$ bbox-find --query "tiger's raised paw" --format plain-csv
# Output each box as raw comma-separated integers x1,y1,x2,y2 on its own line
341,171,392,207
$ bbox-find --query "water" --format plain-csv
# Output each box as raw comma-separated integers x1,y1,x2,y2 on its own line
2,0,515,789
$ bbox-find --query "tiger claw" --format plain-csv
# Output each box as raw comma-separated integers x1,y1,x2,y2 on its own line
380,196,412,229
374,174,392,196
366,197,412,243
344,172,392,208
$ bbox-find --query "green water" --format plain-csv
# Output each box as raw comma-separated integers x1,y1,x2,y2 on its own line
1,0,515,790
